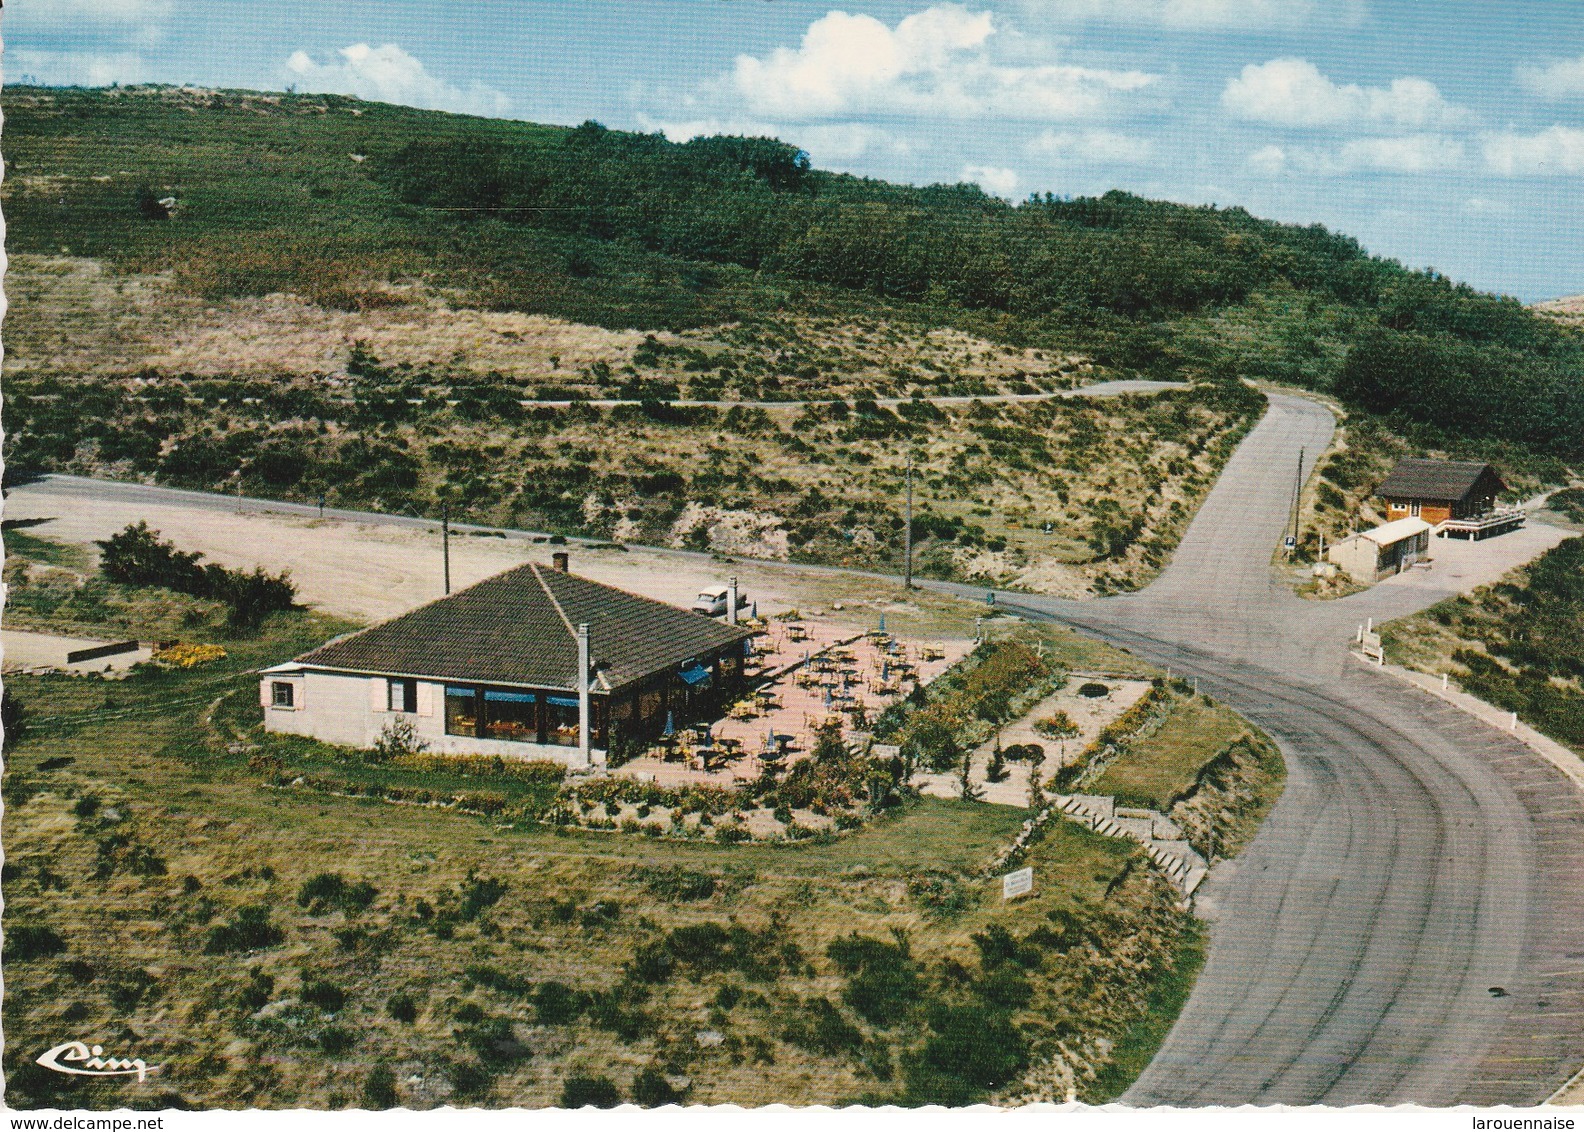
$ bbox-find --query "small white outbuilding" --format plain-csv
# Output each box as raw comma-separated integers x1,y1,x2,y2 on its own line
1326,517,1432,585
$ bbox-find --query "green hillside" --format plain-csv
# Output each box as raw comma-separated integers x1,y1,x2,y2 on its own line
5,83,1581,465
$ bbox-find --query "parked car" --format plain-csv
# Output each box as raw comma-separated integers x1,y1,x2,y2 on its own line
692,585,748,616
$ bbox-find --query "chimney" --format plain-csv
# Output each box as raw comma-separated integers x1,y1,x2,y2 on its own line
577,622,592,765
552,551,570,573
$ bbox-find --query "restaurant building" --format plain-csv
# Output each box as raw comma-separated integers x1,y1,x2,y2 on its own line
260,557,755,767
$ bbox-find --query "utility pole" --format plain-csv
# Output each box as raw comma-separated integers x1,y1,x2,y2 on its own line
903,451,914,589
1290,446,1305,551
441,502,451,596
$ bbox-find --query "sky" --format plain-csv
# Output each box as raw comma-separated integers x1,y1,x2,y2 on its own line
7,0,1584,301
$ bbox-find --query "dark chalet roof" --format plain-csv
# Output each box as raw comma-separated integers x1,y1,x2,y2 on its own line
1377,458,1506,503
294,563,754,694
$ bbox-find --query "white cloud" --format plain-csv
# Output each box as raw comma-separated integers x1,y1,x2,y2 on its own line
1023,0,1366,29
729,5,1158,122
1247,144,1289,175
6,48,148,86
1481,127,1584,176
1025,128,1154,163
962,164,1021,197
1245,134,1464,176
1222,58,1464,130
283,44,511,117
1462,197,1512,217
1517,54,1584,99
1336,134,1465,173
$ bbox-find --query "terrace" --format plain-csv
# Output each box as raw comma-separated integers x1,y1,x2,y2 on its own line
613,615,972,789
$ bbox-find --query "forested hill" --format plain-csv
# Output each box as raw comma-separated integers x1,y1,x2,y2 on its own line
4,84,1582,461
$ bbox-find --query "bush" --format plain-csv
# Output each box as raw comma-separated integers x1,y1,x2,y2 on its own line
5,924,66,962
370,717,428,763
301,979,347,1013
1032,711,1079,739
95,522,296,631
534,981,585,1025
203,905,285,954
784,997,865,1055
361,1066,399,1109
1078,683,1110,698
826,932,920,1026
387,993,418,1023
636,867,716,901
918,1003,1028,1093
560,1074,621,1109
632,1067,685,1107
297,872,378,914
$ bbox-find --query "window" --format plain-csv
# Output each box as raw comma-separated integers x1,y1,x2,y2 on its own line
388,678,417,713
483,689,537,742
445,684,479,737
544,695,581,747
271,681,296,709
1410,502,1421,517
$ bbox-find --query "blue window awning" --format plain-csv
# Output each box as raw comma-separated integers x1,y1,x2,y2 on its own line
545,695,580,708
484,689,536,703
679,664,711,686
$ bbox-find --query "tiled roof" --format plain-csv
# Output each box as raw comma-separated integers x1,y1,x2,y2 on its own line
294,563,753,693
1377,458,1505,502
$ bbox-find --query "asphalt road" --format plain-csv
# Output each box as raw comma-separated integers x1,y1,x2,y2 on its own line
966,395,1584,1105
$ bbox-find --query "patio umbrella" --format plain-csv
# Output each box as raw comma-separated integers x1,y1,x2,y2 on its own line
663,711,675,737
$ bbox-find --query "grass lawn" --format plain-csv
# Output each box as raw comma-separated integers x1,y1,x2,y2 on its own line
1089,697,1251,811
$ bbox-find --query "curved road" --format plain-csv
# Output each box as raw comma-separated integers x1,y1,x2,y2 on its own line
966,395,1584,1105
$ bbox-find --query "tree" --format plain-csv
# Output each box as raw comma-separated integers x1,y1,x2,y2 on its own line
1026,748,1047,811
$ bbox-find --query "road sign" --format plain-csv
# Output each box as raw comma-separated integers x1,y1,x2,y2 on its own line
1002,866,1034,901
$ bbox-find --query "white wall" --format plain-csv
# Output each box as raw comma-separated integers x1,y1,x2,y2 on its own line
261,670,595,768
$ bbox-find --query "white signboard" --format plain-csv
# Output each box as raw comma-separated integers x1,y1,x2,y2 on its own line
1002,866,1034,901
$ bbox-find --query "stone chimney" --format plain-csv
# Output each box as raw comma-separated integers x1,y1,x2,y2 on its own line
552,551,570,573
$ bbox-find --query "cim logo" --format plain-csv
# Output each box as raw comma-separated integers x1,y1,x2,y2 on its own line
36,1041,159,1082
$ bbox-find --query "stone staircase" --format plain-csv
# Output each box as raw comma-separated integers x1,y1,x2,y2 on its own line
1055,794,1210,897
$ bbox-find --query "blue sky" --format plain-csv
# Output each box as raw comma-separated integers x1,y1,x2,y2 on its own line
8,0,1584,300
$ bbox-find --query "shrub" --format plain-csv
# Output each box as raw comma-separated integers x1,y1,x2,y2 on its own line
237,968,275,1013
635,867,716,901
370,717,428,763
297,872,378,914
534,981,585,1025
560,1074,621,1109
632,1067,684,1107
1032,711,1079,739
95,522,296,630
5,924,66,962
204,905,284,954
361,1066,399,1109
784,997,864,1055
446,1059,494,1100
1078,682,1110,698
301,979,347,1013
387,993,418,1023
826,932,920,1027
919,1003,1028,1093
320,1026,355,1055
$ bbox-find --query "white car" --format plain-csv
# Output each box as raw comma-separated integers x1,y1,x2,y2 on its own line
692,585,748,616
